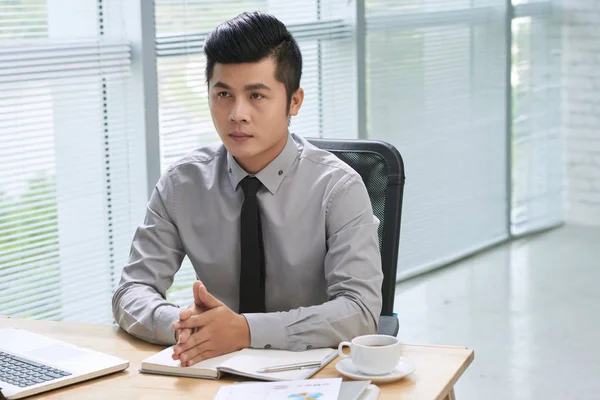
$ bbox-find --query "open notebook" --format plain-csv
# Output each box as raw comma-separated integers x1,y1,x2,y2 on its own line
140,346,338,381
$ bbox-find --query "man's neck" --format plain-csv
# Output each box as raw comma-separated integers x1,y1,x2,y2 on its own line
236,134,288,174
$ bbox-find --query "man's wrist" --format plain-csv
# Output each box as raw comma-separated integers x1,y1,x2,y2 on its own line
237,314,251,349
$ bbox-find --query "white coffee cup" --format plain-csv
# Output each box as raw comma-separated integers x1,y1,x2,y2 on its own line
337,334,402,376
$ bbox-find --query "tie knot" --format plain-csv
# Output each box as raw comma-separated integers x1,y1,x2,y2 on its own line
240,176,261,198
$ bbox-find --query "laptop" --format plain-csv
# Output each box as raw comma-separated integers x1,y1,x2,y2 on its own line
0,327,129,399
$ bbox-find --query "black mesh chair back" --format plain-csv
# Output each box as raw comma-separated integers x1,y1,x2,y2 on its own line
307,138,405,336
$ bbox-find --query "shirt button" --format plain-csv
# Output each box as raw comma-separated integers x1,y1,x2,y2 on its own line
228,168,232,174
306,345,313,350
278,170,283,176
264,344,272,349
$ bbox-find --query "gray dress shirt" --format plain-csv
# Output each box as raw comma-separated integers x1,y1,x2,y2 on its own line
112,133,383,351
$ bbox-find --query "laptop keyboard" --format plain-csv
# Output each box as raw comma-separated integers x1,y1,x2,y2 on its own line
0,351,71,388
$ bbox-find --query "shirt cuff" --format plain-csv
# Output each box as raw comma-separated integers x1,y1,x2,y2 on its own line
155,305,180,345
243,312,287,350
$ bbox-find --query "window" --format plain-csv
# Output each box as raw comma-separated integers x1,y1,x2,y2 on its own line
511,0,563,235
366,0,510,278
0,0,137,323
0,0,564,321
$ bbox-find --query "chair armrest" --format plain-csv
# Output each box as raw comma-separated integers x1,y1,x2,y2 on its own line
377,315,399,336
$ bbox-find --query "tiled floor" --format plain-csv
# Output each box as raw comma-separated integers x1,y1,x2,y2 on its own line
393,225,600,400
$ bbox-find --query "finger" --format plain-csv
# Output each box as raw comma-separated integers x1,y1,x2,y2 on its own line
193,280,204,306
178,328,193,344
197,282,223,309
177,331,211,363
178,304,204,327
187,347,216,366
172,331,190,360
172,330,187,359
179,307,192,320
173,313,210,330
172,313,192,332
173,327,209,356
178,328,192,344
180,339,212,366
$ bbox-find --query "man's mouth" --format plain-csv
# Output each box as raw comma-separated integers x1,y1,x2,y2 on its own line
229,132,253,141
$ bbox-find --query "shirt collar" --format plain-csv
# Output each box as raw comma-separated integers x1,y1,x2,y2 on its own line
226,133,299,195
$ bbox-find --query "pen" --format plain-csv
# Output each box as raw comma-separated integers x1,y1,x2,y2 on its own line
256,361,323,373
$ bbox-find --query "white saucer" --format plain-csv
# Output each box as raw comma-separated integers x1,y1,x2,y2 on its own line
335,358,416,384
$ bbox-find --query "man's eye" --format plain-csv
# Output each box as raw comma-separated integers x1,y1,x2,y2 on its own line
251,93,264,100
218,92,230,98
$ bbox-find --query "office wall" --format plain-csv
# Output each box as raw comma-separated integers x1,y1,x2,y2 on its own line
563,0,600,225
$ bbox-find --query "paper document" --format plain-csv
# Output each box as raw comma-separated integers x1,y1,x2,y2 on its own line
214,378,342,400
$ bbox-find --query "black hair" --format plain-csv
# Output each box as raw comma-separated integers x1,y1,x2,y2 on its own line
203,11,302,113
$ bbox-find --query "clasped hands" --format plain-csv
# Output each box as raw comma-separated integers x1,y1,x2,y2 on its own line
171,281,251,366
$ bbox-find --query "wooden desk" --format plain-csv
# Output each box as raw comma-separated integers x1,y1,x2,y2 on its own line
0,319,474,400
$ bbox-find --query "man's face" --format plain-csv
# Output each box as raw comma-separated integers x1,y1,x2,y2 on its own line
208,57,303,173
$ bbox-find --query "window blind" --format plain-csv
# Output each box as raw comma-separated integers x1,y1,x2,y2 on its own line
1,0,565,325
154,0,358,306
0,0,135,323
366,0,510,279
511,0,563,235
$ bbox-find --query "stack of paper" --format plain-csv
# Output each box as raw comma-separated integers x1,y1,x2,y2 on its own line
213,378,380,400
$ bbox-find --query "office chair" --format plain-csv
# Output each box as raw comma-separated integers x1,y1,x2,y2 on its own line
307,138,405,337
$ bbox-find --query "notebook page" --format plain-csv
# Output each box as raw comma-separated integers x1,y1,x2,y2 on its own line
218,347,337,381
141,345,237,377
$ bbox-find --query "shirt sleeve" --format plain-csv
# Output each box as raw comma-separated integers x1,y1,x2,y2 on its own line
244,173,383,351
111,169,185,345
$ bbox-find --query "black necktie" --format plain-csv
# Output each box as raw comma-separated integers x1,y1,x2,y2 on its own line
239,176,266,313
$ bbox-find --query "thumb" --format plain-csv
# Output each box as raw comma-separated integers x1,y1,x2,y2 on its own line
195,281,223,309
193,280,204,306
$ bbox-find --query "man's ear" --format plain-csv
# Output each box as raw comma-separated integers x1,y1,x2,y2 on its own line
288,87,304,117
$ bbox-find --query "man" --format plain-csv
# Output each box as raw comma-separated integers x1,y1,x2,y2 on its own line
112,11,383,367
